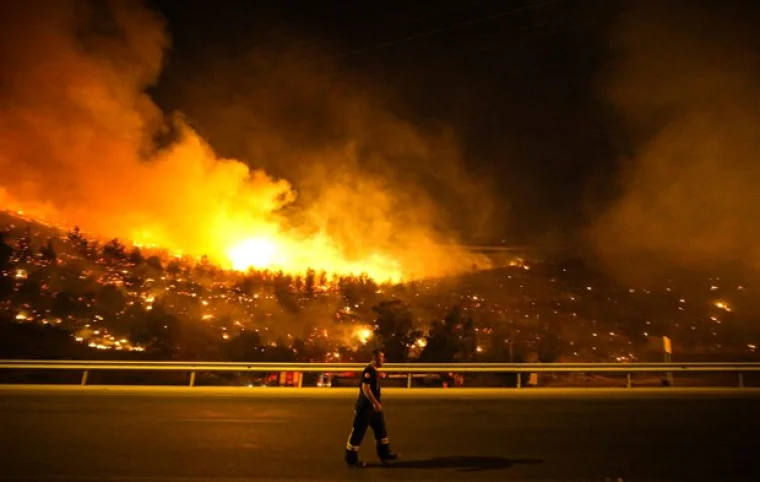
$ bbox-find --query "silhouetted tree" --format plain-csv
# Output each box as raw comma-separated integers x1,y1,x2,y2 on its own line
16,226,33,262
129,248,145,266
14,279,42,306
129,302,180,358
264,343,297,362
273,272,299,312
291,337,307,361
95,285,127,317
318,270,328,288
67,226,89,256
372,299,421,362
0,231,13,298
0,231,12,269
225,331,263,362
175,318,222,361
537,332,564,363
304,269,316,298
419,306,477,363
148,256,167,272
51,290,82,320
103,238,127,262
40,239,57,265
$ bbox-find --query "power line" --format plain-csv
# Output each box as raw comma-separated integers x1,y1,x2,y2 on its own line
316,0,564,63
281,2,503,56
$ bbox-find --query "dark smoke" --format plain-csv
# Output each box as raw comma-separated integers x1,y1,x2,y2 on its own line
588,0,760,284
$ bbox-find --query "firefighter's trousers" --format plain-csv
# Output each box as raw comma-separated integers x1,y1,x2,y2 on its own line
345,406,392,460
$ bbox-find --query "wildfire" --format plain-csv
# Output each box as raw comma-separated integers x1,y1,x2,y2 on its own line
223,233,403,282
228,237,279,271
0,2,490,285
353,327,373,345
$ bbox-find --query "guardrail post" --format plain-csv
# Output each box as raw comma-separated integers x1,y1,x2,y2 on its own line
298,372,303,388
189,371,196,387
738,372,744,388
407,373,412,388
626,372,632,388
516,373,521,389
81,369,89,386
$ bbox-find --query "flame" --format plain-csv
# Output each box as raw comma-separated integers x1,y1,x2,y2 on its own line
228,237,279,271
353,327,373,345
0,2,490,284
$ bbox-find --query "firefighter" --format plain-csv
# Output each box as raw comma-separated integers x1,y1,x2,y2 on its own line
344,349,399,468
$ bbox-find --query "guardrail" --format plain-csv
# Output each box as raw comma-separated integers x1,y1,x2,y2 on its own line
1,360,759,388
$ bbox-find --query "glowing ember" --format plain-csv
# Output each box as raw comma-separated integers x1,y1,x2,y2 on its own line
354,327,373,345
714,300,732,312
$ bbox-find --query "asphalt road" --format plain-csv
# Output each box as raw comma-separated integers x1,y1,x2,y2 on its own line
0,387,759,481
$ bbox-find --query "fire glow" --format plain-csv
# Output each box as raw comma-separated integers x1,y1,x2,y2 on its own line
0,2,488,285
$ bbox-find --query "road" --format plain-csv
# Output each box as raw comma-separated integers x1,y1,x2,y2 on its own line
0,386,758,481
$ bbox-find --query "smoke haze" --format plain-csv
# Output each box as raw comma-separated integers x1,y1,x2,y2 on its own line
0,0,493,281
589,0,760,283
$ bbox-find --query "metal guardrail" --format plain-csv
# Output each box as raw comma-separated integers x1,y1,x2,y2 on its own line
1,360,759,388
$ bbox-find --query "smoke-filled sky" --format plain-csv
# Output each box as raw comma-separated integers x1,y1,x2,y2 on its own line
2,0,760,282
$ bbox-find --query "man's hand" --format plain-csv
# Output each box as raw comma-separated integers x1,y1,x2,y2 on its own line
373,402,383,412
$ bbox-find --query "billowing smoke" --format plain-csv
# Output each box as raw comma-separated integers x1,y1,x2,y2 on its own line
0,0,492,281
588,1,760,283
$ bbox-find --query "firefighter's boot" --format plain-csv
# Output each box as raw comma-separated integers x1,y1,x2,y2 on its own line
377,440,399,464
345,448,367,468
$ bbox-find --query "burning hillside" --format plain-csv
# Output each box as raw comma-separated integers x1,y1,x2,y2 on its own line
0,1,490,283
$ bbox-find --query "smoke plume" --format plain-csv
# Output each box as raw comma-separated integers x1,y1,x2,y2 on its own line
0,0,492,281
588,0,760,283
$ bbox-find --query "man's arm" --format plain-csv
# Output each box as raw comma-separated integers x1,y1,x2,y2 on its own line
362,383,382,411
361,369,382,411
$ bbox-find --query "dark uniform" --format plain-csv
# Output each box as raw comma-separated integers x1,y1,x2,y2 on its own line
344,364,395,464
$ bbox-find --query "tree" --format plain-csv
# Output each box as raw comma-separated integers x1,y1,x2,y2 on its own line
14,279,42,307
129,248,145,266
0,231,12,269
68,226,89,256
95,285,127,318
51,290,82,320
225,331,263,362
148,256,166,272
175,318,222,361
318,270,328,288
40,239,57,264
304,269,316,298
0,231,13,298
129,302,180,359
264,343,297,362
372,299,421,362
16,226,33,262
419,306,477,363
273,272,299,312
102,238,127,262
537,332,564,363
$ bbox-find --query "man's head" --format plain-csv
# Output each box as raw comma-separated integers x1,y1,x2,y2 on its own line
371,349,386,368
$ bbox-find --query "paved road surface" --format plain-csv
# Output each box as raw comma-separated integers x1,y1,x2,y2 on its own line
1,387,758,481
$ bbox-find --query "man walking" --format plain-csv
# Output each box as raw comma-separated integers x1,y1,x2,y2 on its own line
344,349,399,467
